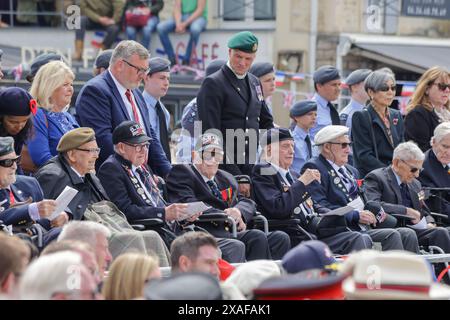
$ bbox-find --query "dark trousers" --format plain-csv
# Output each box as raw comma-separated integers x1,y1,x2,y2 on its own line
366,228,415,252
415,227,450,253
321,231,372,255
217,238,246,263
237,229,291,261
75,16,120,49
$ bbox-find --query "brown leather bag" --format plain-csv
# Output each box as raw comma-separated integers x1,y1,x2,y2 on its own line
20,145,38,174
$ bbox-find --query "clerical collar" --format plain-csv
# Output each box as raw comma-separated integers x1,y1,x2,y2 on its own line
226,61,247,80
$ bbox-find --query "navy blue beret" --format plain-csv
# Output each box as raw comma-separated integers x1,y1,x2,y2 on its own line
0,137,14,157
26,53,62,82
260,128,293,148
249,62,274,78
148,57,171,75
345,69,372,86
313,65,340,84
94,49,113,69
290,100,317,118
205,59,225,77
0,87,35,116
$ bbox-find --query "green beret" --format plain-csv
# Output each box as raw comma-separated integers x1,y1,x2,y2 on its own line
228,31,258,53
0,137,14,157
57,127,96,152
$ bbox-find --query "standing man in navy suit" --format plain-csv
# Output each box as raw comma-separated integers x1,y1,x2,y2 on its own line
75,40,171,177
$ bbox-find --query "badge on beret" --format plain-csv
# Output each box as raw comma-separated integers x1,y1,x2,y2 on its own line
252,43,258,52
255,85,264,101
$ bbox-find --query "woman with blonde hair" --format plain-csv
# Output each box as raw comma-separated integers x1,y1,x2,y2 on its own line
404,66,450,152
27,60,79,170
102,252,161,300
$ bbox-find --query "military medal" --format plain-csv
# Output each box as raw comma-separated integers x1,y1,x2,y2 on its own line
0,207,4,212
330,171,335,177
137,188,144,195
306,197,313,208
334,177,340,185
294,207,301,214
418,190,425,201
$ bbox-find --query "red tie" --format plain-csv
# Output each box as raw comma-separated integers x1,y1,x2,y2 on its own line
125,89,141,124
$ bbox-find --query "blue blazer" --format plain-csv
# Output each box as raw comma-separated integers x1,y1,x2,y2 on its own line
27,108,79,167
75,70,171,177
0,175,51,230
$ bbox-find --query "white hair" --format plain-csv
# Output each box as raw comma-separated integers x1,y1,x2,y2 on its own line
432,122,450,145
58,221,111,246
20,251,85,300
393,141,424,161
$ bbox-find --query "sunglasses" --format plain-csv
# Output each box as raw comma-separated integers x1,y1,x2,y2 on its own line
378,85,396,92
433,83,450,91
328,142,352,149
400,159,423,174
0,156,21,168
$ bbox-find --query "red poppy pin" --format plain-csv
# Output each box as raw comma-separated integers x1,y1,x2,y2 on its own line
29,99,37,115
392,118,398,125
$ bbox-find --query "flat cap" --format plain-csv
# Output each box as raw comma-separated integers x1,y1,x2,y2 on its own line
195,133,223,152
57,127,96,152
314,125,348,146
260,128,293,148
249,62,274,78
228,31,258,53
148,57,171,75
0,137,14,157
344,69,372,86
94,49,113,69
26,53,62,82
0,87,37,116
290,100,317,118
313,65,340,84
112,120,151,145
205,59,225,77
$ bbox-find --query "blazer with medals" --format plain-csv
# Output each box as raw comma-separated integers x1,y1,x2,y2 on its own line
75,70,171,177
166,164,256,238
419,149,450,218
0,175,50,230
35,155,109,221
97,153,166,222
197,65,274,176
351,104,404,177
302,155,361,228
364,166,435,224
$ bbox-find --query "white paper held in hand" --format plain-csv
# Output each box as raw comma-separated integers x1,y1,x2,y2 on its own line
49,186,78,220
178,202,211,221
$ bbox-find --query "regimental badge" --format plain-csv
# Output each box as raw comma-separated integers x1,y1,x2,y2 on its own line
137,188,144,195
293,207,301,214
252,43,258,52
334,177,340,185
418,190,425,201
255,85,264,101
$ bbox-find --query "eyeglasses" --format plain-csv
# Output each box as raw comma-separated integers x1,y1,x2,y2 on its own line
328,142,353,149
124,142,150,152
400,159,423,174
76,148,101,155
433,83,450,91
122,59,150,75
202,149,224,161
0,156,21,168
379,85,396,92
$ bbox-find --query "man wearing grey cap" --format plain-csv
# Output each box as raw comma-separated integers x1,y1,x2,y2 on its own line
93,49,113,76
310,65,342,141
143,57,172,162
302,125,419,253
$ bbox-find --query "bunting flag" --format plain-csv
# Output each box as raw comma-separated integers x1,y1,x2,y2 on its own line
291,73,305,81
401,84,416,97
91,31,105,48
283,91,295,108
170,64,205,80
275,71,286,87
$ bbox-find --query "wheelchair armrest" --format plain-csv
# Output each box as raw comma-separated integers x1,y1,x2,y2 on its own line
27,223,46,249
253,212,269,235
391,213,414,227
430,212,449,226
131,224,146,231
430,212,448,220
198,212,237,238
130,218,165,231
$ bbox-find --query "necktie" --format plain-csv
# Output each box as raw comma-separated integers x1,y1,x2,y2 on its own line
155,101,171,162
338,168,358,197
285,172,294,185
400,183,413,208
125,89,141,125
328,102,340,125
207,180,222,201
304,135,312,159
136,167,161,206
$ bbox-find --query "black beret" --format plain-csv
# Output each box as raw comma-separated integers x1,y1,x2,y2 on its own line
249,62,274,78
112,120,152,145
205,59,226,77
94,49,113,69
290,100,317,118
260,128,293,148
148,57,171,75
0,87,36,116
228,31,258,53
345,69,372,86
0,137,14,157
313,65,340,84
26,53,62,83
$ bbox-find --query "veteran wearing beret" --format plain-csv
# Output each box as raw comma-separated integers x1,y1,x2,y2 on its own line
93,49,113,76
289,100,318,173
252,127,372,253
143,57,172,162
310,65,342,141
250,62,276,117
301,125,419,253
197,31,274,186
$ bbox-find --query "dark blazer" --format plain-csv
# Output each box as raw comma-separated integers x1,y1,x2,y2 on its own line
166,164,256,237
35,156,109,221
404,105,440,152
419,149,450,218
364,166,434,223
302,155,360,226
97,153,166,222
0,175,50,229
352,104,404,177
75,70,171,177
197,65,274,176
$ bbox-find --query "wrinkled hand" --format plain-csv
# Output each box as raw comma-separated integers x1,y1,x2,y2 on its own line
298,169,321,186
238,183,251,198
225,208,246,231
51,212,69,228
359,210,377,226
36,200,57,219
165,203,188,222
185,211,202,222
406,208,421,225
